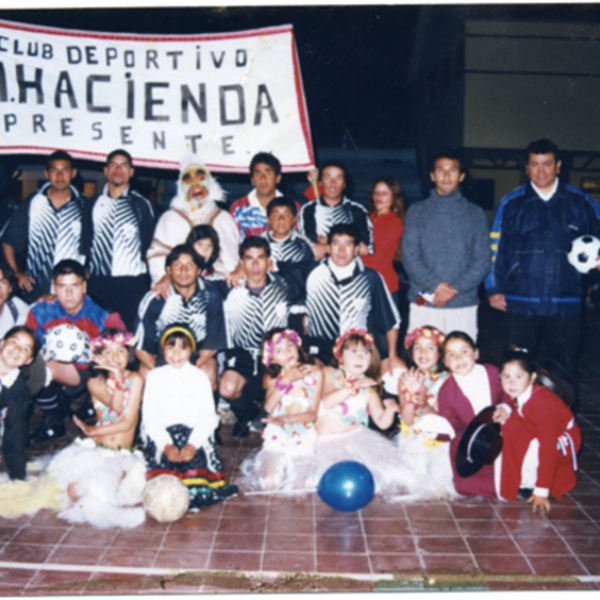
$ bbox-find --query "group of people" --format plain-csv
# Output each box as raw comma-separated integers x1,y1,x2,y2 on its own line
0,135,596,519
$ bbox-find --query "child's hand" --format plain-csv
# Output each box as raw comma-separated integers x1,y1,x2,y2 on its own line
383,398,399,414
400,368,425,396
91,354,120,374
164,444,181,462
352,377,378,389
179,444,196,462
528,494,551,515
492,406,509,424
73,415,93,436
263,415,286,428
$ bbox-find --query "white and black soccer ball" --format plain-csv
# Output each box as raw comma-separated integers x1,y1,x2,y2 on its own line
568,235,600,274
144,475,190,523
42,324,91,363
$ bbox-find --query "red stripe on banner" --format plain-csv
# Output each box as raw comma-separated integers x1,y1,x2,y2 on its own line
0,19,293,43
289,29,315,170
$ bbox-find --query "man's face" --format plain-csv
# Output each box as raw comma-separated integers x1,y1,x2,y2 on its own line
104,154,134,188
167,253,200,289
181,163,210,207
267,205,296,237
526,153,561,191
55,273,86,315
251,162,281,197
241,247,270,281
45,160,76,194
430,158,465,196
320,166,346,202
0,269,12,308
329,234,357,267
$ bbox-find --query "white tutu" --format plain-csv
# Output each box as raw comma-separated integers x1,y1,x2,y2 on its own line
396,414,457,498
49,438,147,529
304,427,419,496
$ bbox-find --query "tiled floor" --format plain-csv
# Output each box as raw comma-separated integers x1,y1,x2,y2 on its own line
1,304,600,594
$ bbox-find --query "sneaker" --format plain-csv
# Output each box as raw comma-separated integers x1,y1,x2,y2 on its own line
29,418,66,445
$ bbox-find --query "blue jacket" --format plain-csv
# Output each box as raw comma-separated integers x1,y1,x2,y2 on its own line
485,180,600,316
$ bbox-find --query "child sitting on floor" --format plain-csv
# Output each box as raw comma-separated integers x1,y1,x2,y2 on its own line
494,349,581,515
142,324,237,510
239,328,324,491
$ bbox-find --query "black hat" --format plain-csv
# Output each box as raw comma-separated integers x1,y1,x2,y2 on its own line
456,406,503,478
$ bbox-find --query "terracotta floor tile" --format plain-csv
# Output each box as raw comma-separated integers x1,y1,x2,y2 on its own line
111,530,165,549
515,535,572,555
217,516,266,534
0,567,38,586
315,517,361,535
86,572,153,593
316,534,366,554
0,543,54,563
543,506,592,521
409,519,459,536
268,501,314,519
451,505,498,520
456,519,509,536
466,536,520,555
212,532,264,551
417,535,469,555
366,535,415,553
405,504,453,520
27,510,69,528
362,518,410,536
370,552,421,573
562,536,600,554
47,545,105,565
501,518,558,536
474,554,534,574
0,515,31,528
265,533,315,552
265,516,314,534
528,555,586,576
553,520,600,537
221,503,269,519
207,550,262,571
357,502,404,519
421,553,478,573
314,503,367,519
316,552,370,574
153,549,209,569
262,551,315,573
161,531,215,551
577,555,600,575
60,528,117,547
99,547,158,567
0,527,20,544
493,504,543,520
168,512,220,532
28,569,89,589
11,527,67,546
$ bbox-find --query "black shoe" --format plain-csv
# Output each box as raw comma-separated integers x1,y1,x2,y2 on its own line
232,420,249,439
29,418,66,445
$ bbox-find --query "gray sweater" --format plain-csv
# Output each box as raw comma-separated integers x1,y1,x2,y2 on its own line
402,189,491,308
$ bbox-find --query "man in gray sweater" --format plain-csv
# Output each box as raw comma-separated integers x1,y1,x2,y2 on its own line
402,150,490,341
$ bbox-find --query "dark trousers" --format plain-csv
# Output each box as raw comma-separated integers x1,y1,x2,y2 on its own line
87,274,150,332
504,311,581,387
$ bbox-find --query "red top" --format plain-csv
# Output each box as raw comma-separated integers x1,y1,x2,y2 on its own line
361,211,404,293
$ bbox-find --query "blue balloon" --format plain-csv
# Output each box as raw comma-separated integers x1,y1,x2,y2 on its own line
317,461,375,512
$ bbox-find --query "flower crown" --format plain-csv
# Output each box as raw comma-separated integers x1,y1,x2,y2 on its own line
333,328,374,361
90,331,136,352
404,326,445,350
262,329,302,367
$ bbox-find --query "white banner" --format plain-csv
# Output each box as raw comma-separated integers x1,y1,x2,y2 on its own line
0,19,314,172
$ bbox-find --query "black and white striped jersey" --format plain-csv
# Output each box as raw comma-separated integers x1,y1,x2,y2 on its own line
262,231,314,266
224,272,294,352
1,184,85,300
297,196,373,251
86,185,155,277
135,277,226,355
305,257,400,341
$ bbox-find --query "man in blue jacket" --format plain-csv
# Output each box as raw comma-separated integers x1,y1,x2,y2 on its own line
486,138,600,386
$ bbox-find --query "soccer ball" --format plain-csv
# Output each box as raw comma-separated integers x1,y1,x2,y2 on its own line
568,235,600,274
42,324,91,363
143,475,190,523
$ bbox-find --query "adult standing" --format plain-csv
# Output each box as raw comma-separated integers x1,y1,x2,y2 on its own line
1,150,86,303
486,139,600,386
402,150,490,342
298,161,373,260
83,149,155,331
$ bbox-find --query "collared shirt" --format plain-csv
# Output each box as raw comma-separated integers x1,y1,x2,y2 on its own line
229,188,283,240
531,177,559,202
88,184,154,277
135,278,226,356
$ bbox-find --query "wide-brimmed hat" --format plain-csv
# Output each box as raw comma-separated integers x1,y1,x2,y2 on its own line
456,406,503,478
